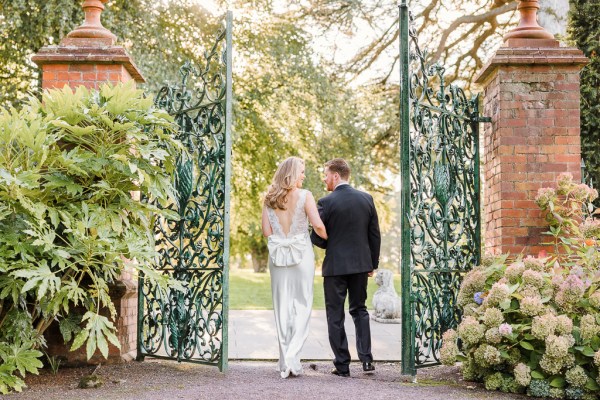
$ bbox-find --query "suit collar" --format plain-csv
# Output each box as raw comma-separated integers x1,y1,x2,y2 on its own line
334,184,351,192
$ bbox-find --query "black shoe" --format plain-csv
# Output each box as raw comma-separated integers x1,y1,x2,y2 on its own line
362,362,375,373
331,368,350,377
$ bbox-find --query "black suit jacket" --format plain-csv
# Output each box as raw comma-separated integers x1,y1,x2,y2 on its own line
310,184,381,277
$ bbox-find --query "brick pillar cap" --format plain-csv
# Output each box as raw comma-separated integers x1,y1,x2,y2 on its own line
474,46,588,85
31,45,146,83
503,0,555,43
65,0,117,45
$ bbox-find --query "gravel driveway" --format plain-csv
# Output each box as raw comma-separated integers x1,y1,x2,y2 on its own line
3,360,532,400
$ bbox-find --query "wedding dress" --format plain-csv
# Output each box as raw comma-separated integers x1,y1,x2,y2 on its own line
266,189,314,378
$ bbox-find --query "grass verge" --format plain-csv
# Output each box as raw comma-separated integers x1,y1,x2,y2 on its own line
229,268,401,310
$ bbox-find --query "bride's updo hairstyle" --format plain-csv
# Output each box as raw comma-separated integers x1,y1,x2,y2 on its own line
264,157,304,210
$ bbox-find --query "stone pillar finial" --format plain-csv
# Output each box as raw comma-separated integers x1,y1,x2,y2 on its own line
504,0,556,44
65,0,117,44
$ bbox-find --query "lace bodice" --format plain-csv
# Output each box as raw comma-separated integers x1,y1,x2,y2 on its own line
267,189,309,238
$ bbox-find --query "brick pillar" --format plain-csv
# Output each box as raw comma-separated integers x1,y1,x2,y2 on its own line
32,1,144,89
474,0,588,256
31,0,143,364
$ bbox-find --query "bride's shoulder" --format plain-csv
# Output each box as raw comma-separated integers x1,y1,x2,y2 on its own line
301,189,314,199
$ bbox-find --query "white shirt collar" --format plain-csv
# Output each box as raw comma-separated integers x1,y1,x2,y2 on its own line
335,182,349,189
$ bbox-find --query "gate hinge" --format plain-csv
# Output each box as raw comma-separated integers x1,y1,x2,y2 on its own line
473,116,492,123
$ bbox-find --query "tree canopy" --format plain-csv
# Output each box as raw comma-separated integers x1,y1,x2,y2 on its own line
0,0,215,107
1,0,397,269
229,3,398,270
290,0,519,89
2,0,559,272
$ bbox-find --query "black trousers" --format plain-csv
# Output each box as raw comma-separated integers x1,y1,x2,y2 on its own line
323,272,373,372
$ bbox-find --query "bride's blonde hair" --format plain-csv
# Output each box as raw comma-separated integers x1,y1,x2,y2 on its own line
264,157,304,210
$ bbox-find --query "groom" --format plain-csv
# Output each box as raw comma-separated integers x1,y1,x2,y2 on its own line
310,158,381,377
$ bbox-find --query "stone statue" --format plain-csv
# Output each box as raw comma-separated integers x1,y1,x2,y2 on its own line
371,269,401,323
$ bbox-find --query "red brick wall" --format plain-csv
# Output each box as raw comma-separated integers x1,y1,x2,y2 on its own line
109,278,138,360
476,47,587,256
41,63,133,90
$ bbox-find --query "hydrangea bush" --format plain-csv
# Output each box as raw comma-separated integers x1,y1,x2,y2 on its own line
442,173,600,399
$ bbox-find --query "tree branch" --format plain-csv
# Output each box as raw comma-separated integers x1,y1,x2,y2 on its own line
431,1,518,62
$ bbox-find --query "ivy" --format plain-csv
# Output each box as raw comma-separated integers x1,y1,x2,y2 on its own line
569,0,600,193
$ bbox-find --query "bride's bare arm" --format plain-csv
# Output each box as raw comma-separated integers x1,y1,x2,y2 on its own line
305,192,327,240
262,205,273,237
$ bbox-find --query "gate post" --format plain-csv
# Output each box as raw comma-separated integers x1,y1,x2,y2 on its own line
31,0,145,364
31,0,144,90
398,0,415,377
474,0,588,256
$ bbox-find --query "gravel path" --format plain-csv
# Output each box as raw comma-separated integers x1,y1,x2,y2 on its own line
3,360,531,400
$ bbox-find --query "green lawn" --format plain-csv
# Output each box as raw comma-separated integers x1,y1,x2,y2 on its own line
228,268,401,310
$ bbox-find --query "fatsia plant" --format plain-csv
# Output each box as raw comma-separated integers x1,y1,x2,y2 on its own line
0,82,183,393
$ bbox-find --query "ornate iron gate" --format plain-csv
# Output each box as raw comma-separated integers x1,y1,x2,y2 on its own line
137,12,233,371
399,1,485,375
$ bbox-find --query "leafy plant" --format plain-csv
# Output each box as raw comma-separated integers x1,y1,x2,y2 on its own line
569,0,600,199
0,82,183,393
442,173,600,399
44,352,61,375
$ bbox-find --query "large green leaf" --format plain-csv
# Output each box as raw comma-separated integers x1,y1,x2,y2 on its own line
13,261,61,300
59,315,82,343
586,378,600,391
581,346,595,357
520,341,534,350
549,376,565,388
3,342,43,377
0,364,25,395
531,370,545,380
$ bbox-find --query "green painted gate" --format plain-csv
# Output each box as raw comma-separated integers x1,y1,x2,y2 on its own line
399,1,487,375
137,12,233,371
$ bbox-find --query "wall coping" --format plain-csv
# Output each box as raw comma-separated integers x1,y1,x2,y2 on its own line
32,45,145,83
475,46,588,85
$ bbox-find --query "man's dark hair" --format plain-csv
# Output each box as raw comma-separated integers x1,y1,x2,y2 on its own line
324,158,350,180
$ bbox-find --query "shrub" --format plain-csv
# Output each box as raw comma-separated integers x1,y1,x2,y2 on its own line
569,0,600,198
441,173,600,399
0,83,182,393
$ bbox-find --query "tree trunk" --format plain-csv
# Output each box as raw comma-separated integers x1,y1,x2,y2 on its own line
251,249,268,273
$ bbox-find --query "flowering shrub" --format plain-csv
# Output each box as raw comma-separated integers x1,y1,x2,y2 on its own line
441,174,600,399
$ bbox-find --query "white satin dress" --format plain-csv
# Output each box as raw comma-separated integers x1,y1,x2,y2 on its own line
266,189,315,378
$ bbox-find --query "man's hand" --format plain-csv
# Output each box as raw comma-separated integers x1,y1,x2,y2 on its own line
368,271,374,277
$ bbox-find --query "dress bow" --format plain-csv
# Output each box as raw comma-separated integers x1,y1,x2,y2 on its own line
267,234,307,267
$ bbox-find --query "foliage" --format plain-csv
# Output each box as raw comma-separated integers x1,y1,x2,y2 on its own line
229,4,398,270
441,173,600,399
0,0,217,107
1,0,400,271
44,353,61,375
0,82,182,393
293,0,519,89
568,0,600,196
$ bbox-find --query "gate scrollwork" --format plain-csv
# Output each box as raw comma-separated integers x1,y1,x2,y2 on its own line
137,12,232,371
400,1,482,374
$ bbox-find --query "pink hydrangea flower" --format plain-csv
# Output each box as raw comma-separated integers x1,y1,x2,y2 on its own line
498,323,512,336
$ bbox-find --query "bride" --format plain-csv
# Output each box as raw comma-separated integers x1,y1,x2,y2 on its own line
261,156,327,378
